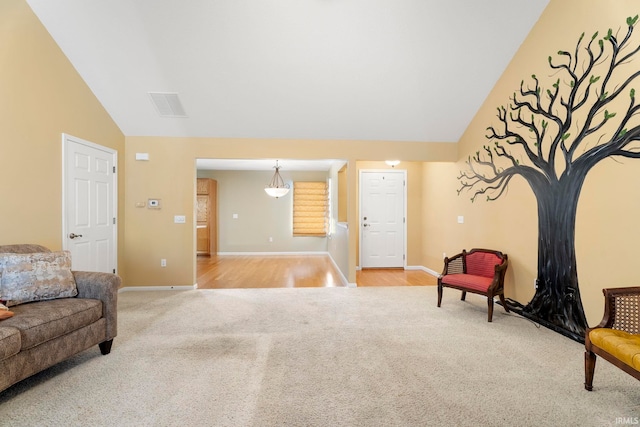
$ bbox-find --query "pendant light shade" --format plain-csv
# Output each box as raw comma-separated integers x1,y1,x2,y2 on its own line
265,160,290,198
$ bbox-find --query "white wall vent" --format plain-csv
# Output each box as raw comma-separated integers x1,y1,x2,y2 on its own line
148,92,187,117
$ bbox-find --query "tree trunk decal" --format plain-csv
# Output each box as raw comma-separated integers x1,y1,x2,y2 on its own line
458,16,640,341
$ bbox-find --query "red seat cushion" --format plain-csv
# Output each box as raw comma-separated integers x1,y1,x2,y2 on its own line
441,274,492,292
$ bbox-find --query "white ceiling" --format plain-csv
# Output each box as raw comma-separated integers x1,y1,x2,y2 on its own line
27,0,549,144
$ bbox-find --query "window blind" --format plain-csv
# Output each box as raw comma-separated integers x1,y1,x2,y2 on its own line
293,181,328,237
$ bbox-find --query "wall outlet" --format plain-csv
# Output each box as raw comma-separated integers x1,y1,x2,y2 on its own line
534,278,538,289
161,259,167,267
174,215,186,223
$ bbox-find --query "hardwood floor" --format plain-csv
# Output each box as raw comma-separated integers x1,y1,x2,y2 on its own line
196,254,437,289
356,268,437,287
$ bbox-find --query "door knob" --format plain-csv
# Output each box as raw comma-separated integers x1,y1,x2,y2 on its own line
68,233,83,239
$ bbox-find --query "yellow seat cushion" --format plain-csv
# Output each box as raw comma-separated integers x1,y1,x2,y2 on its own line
589,328,640,371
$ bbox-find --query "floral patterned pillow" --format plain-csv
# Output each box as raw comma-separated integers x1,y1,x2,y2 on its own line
0,251,77,307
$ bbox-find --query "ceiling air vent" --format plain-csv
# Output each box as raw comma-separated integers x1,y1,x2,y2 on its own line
148,92,187,117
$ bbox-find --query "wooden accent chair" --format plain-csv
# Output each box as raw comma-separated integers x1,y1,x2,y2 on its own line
437,248,509,322
584,287,640,391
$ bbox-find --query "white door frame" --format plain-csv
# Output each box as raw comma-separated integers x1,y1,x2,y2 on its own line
62,133,118,273
358,169,407,269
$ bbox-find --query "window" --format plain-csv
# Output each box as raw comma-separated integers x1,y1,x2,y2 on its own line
293,181,328,236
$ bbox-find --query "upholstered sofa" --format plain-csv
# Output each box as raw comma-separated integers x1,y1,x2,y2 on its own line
437,248,509,322
0,244,120,392
584,286,640,391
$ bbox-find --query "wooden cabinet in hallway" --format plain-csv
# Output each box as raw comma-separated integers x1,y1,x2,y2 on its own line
197,178,217,256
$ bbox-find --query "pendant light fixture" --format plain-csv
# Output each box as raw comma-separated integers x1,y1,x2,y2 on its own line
264,160,290,198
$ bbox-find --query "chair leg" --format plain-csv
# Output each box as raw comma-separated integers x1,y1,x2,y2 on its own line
437,283,443,307
499,294,510,313
460,290,467,301
584,350,596,391
487,297,494,322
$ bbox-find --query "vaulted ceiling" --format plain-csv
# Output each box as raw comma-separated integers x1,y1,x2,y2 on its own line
27,0,549,145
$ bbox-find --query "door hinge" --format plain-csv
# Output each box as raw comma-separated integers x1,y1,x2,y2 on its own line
113,166,116,173
113,217,116,225
403,254,406,260
403,217,406,224
113,268,116,274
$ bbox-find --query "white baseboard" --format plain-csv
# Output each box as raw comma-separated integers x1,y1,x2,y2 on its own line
405,265,440,277
216,251,329,256
326,253,349,287
118,285,196,293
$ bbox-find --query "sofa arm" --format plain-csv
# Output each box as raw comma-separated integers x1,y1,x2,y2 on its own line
72,271,120,341
594,287,640,332
441,251,465,276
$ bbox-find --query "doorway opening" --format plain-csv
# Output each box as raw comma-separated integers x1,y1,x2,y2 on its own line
194,158,349,288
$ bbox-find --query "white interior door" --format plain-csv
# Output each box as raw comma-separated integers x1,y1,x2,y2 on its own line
63,134,117,273
360,170,405,268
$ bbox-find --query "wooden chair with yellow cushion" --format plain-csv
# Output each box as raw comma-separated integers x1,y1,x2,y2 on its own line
584,286,640,390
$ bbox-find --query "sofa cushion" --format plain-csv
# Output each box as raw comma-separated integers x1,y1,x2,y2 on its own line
0,251,77,307
589,328,640,371
0,298,102,350
441,273,493,293
0,327,20,361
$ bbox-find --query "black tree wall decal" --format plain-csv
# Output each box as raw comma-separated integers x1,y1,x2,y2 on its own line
458,16,640,341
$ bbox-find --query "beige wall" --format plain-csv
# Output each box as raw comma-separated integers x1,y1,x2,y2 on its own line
424,0,640,326
0,1,125,271
17,0,634,328
124,137,456,287
197,169,330,253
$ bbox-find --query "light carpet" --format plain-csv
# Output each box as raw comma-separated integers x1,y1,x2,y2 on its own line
0,286,638,426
